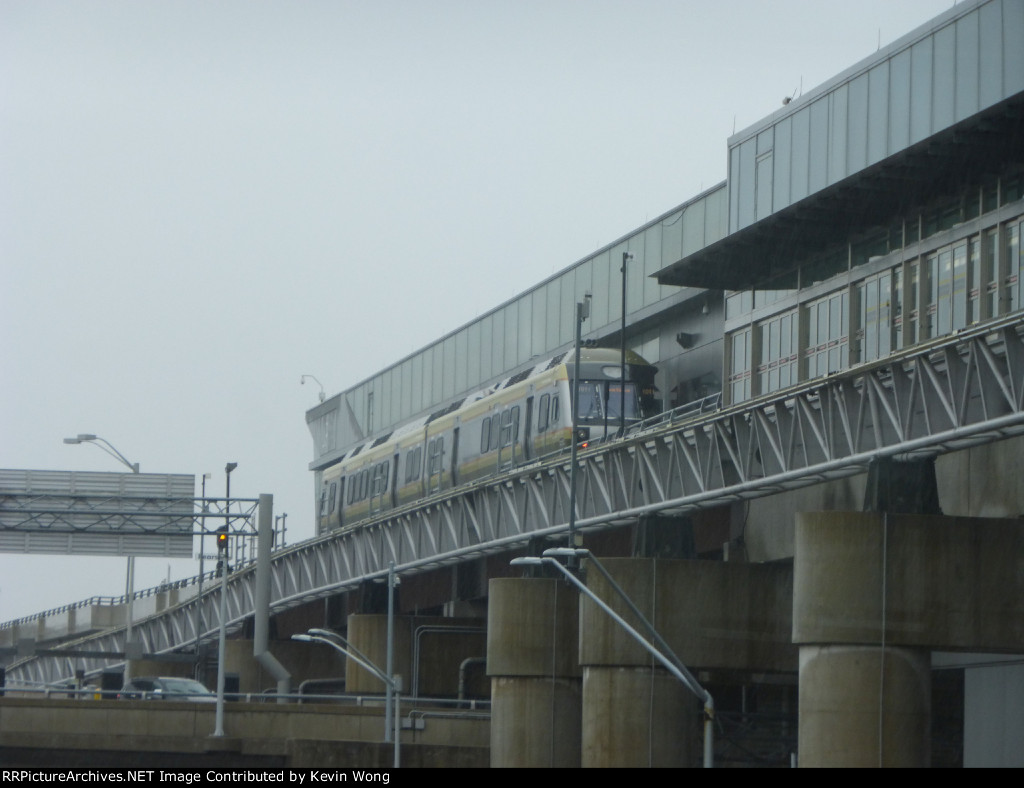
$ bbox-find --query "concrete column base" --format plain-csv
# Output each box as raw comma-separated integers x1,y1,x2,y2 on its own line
491,676,582,767
582,666,697,768
798,644,930,767
487,577,581,767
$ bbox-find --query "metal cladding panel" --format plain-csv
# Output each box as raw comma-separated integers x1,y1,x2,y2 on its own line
727,0,1017,234
0,469,195,557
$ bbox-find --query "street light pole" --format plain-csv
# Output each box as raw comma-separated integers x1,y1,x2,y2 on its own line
569,293,592,554
295,631,401,767
385,561,396,744
213,462,237,738
63,433,140,682
620,252,634,438
193,472,212,674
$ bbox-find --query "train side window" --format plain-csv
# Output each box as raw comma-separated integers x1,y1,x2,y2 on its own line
359,469,368,501
428,437,445,475
347,476,355,504
499,409,513,447
372,462,387,495
511,406,520,441
405,448,420,483
538,394,550,432
328,482,337,514
319,485,329,516
551,396,560,424
490,414,501,451
481,417,491,453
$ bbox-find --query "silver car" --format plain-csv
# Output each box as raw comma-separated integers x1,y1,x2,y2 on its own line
118,676,216,702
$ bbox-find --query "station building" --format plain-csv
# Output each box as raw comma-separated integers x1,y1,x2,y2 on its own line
308,0,1024,499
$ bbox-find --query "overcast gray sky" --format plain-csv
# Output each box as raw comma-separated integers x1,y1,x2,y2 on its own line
0,0,955,622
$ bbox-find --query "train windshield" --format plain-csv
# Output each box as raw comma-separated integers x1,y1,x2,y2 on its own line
575,381,640,421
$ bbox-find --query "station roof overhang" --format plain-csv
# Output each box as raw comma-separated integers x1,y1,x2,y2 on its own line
655,93,1024,292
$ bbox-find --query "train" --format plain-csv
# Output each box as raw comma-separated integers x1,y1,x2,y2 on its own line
317,346,658,533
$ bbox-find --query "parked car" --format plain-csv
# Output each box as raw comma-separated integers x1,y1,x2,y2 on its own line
118,676,216,702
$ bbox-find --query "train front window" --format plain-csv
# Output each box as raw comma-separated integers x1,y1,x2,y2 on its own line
605,383,639,420
575,381,640,422
575,383,604,420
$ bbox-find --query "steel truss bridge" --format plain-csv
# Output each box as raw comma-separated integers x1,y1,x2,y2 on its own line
8,314,1024,685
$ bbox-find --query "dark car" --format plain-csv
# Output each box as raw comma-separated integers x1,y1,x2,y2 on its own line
118,676,216,702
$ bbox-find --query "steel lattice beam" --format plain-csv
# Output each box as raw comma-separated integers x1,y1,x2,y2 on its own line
8,316,1024,685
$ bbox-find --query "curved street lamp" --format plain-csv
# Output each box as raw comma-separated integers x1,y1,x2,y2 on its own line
62,433,141,683
293,630,401,768
62,434,140,474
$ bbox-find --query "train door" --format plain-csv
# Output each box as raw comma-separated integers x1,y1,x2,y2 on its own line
451,422,460,487
390,452,400,508
523,394,534,460
427,436,444,494
336,476,345,529
369,461,387,515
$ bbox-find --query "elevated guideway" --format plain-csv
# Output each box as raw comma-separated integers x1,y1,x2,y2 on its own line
8,314,1024,686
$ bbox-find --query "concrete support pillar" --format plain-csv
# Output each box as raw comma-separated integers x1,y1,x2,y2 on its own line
793,511,1024,767
583,665,694,768
346,614,412,694
487,578,581,767
799,645,931,767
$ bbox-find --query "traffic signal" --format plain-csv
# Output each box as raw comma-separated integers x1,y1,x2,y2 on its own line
216,526,228,553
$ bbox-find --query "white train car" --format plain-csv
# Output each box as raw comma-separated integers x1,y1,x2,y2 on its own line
318,346,657,533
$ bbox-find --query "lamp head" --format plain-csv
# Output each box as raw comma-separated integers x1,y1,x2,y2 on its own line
509,557,545,568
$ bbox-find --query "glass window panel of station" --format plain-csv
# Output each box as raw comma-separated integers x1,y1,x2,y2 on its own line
806,291,849,378
431,343,444,404
927,248,953,337
981,228,999,319
952,242,969,330
757,309,798,394
857,271,894,363
531,288,546,362
968,236,984,325
1008,220,1022,313
728,327,752,405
